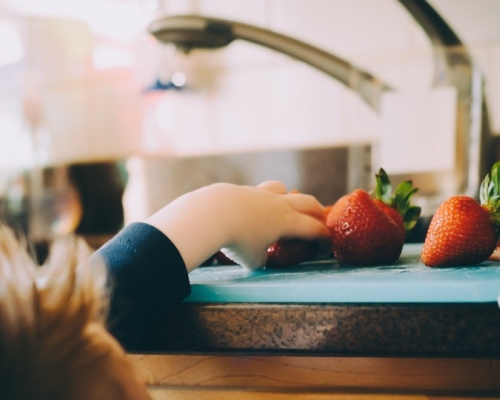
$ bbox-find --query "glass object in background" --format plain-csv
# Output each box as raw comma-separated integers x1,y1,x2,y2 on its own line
27,165,83,243
0,2,147,255
0,163,83,264
22,81,127,255
23,91,83,261
0,171,29,235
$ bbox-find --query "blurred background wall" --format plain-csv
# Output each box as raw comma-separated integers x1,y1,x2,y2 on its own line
1,0,499,240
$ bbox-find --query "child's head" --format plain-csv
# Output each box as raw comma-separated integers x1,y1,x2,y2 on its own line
0,227,151,400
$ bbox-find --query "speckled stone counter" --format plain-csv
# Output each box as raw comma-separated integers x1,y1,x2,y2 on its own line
136,301,500,357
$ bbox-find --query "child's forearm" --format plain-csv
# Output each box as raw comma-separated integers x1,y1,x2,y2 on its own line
92,222,190,350
145,183,235,272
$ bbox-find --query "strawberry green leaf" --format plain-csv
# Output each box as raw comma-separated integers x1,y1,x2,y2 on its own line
480,161,500,236
403,206,421,231
373,168,421,234
374,168,392,203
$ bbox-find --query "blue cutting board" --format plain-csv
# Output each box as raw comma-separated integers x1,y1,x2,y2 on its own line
184,244,500,304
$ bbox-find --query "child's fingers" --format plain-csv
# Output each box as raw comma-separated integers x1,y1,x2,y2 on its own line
257,180,287,194
289,214,330,239
284,193,326,220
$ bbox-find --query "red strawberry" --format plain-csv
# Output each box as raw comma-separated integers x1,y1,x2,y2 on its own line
421,196,497,267
372,199,405,238
325,194,349,228
326,169,420,266
421,162,500,267
266,239,317,269
328,189,405,266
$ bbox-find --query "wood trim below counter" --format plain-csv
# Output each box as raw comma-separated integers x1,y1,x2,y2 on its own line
129,355,500,396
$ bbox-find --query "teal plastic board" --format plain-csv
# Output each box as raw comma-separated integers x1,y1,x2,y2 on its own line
184,244,500,304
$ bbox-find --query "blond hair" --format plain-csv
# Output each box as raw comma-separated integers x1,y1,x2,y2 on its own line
0,225,121,400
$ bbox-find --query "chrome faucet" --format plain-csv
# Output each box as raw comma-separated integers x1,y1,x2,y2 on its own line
148,0,494,212
398,0,494,203
148,14,392,110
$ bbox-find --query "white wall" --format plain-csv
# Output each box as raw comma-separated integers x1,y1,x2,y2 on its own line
141,0,500,157
2,0,500,165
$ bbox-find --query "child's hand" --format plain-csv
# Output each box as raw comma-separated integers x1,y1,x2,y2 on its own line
146,181,329,271
219,181,328,269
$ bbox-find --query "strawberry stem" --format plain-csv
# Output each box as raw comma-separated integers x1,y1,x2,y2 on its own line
374,168,421,232
480,161,500,237
374,168,392,203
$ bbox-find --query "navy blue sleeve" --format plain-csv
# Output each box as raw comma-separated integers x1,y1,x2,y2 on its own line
89,222,191,350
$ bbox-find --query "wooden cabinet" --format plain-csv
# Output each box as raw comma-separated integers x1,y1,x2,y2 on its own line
129,354,500,399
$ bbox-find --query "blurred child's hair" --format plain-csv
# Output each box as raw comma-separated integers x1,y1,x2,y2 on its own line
0,225,112,400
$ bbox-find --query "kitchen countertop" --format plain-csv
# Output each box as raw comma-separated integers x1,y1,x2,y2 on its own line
135,244,500,357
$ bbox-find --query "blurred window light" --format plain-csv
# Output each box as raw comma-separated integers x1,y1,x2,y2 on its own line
92,45,135,69
0,116,33,169
4,0,156,42
171,72,186,87
0,21,24,67
86,1,156,41
155,95,173,132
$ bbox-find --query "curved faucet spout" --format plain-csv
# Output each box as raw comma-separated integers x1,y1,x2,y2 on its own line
398,0,493,198
148,1,494,207
148,14,392,110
